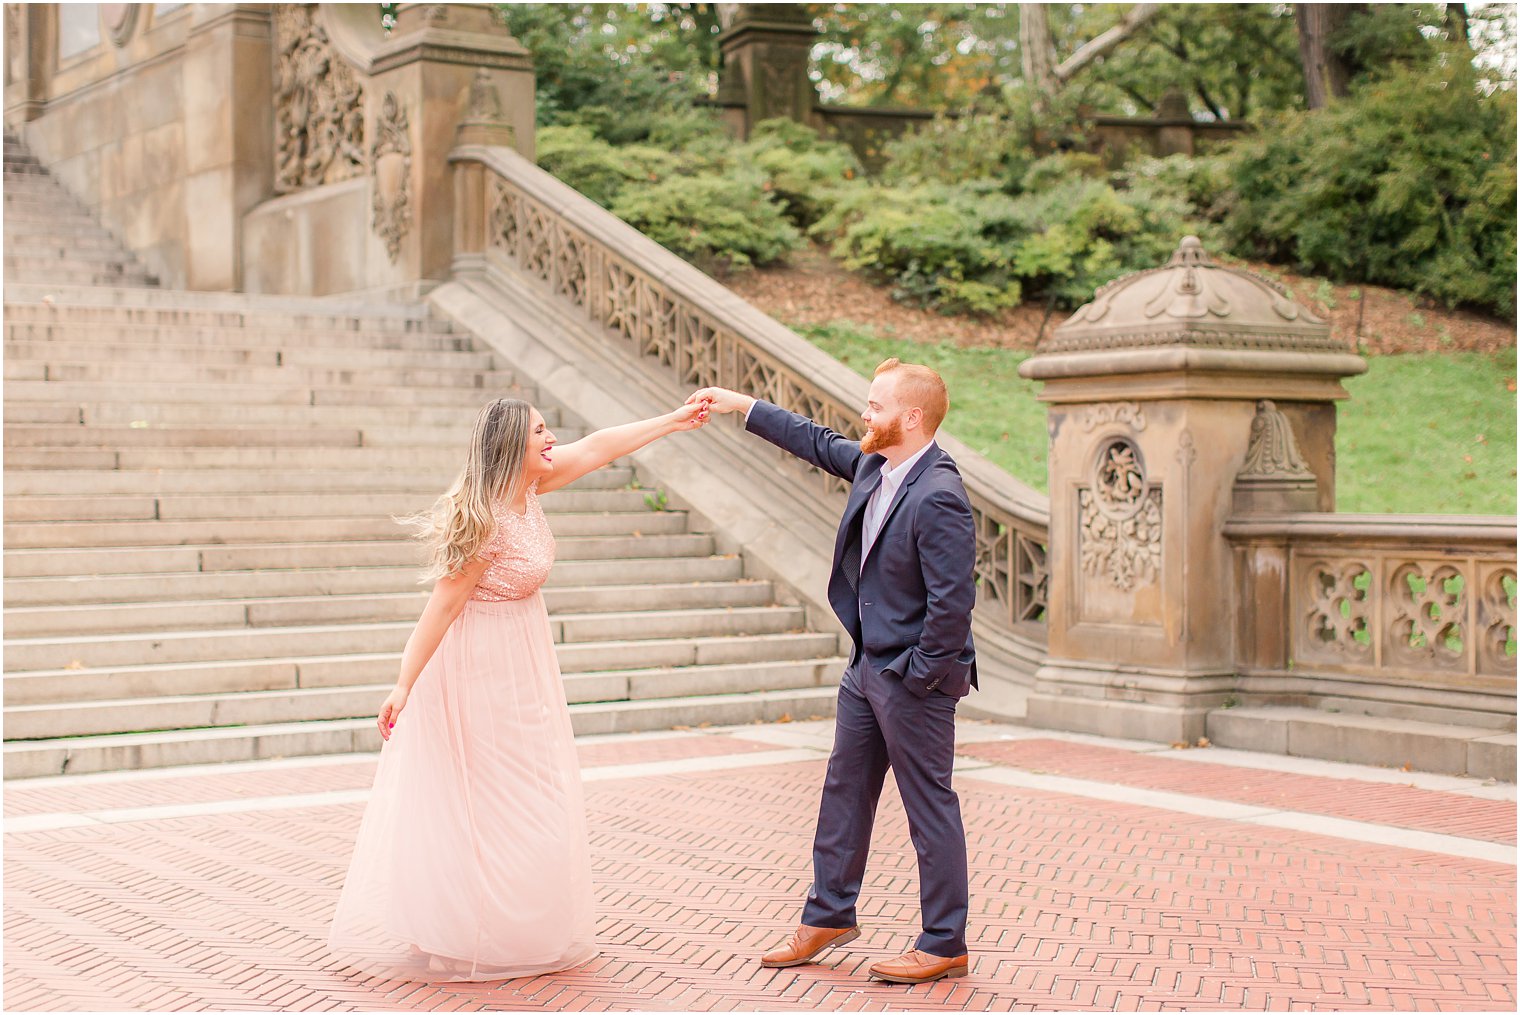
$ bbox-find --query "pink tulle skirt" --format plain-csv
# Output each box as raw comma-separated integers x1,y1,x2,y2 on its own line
328,594,597,981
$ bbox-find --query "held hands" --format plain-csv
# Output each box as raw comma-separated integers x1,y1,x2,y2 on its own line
378,686,408,741
686,387,756,418
666,399,710,432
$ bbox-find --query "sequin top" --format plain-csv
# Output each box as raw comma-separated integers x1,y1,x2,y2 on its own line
471,483,556,602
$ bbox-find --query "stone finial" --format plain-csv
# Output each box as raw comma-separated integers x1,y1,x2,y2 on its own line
1232,400,1318,513
465,67,505,123
1049,235,1328,345
1237,400,1314,481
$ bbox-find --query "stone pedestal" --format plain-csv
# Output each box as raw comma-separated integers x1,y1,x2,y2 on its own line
363,3,533,288
1018,237,1367,742
183,4,273,292
244,3,534,296
716,3,819,137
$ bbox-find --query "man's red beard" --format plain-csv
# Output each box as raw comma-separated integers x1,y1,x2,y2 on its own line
860,414,903,455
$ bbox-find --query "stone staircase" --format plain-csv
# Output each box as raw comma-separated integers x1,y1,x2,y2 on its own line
4,132,158,288
2,138,844,779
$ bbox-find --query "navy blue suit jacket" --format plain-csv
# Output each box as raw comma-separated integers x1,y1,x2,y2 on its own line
746,400,978,699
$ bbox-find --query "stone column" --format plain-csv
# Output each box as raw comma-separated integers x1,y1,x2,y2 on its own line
716,3,820,138
1017,237,1366,742
182,4,274,292
363,2,534,288
3,3,47,124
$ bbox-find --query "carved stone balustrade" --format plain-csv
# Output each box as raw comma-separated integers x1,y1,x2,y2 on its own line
1018,236,1371,742
1226,514,1516,721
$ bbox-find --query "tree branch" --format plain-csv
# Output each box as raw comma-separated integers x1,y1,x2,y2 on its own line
1054,3,1162,84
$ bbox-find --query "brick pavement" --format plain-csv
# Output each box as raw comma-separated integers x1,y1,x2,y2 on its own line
4,722,1515,1011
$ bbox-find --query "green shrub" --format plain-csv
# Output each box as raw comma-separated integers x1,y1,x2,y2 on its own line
879,112,1035,190
1225,59,1517,318
812,181,1025,314
609,173,803,271
814,169,1204,314
535,125,682,208
736,118,864,227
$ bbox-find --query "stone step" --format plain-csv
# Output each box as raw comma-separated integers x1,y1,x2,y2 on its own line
2,555,744,607
2,580,772,638
4,657,843,742
5,605,807,671
2,445,629,477
2,244,147,264
4,378,536,409
5,320,480,351
4,503,669,547
2,421,586,451
3,631,834,706
3,339,500,371
6,489,665,524
0,232,123,251
13,264,153,281
1,686,841,778
4,423,366,448
2,467,623,499
3,358,516,389
3,421,589,453
1206,705,1517,782
3,529,708,578
2,400,541,429
2,290,455,331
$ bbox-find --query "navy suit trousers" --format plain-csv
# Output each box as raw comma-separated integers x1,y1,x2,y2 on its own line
800,658,969,957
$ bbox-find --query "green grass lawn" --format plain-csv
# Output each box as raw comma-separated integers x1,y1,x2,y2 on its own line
796,321,1517,516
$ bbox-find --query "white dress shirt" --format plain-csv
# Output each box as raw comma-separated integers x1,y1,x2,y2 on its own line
861,440,935,570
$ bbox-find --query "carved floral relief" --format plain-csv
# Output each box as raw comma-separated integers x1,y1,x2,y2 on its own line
370,92,412,264
274,4,365,193
1080,438,1162,591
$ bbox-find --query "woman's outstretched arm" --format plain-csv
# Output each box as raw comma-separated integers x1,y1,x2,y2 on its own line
535,403,707,495
378,554,492,739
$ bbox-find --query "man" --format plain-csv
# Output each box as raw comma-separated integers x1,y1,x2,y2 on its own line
688,358,977,984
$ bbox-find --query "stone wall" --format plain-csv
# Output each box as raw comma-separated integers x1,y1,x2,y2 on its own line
4,2,535,298
4,3,272,291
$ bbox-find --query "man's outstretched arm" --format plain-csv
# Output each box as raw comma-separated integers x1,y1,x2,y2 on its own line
689,387,864,483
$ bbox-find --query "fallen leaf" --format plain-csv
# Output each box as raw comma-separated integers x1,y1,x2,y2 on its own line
1196,737,1211,748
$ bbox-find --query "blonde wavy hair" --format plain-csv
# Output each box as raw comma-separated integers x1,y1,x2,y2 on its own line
406,398,534,580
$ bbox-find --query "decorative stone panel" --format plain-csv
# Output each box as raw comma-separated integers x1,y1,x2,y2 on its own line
273,4,365,193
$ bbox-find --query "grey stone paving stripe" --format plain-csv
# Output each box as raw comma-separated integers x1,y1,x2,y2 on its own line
4,739,1511,865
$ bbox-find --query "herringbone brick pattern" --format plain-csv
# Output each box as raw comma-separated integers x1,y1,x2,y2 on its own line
4,734,1514,1011
960,739,1518,844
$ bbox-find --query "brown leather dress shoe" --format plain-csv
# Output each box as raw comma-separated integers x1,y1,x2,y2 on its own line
868,949,969,984
759,924,861,968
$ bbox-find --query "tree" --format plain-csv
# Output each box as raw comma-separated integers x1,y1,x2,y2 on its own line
1018,2,1161,101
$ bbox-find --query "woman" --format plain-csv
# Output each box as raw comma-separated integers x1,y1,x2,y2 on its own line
328,396,709,981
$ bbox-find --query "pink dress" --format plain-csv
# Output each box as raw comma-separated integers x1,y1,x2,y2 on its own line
328,485,597,981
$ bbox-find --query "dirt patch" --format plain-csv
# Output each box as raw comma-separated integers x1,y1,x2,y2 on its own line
723,242,1516,356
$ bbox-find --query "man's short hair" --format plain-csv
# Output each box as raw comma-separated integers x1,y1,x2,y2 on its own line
874,357,949,434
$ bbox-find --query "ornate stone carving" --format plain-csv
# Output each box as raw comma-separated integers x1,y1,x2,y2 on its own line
1238,400,1314,480
5,5,21,87
1042,236,1339,355
274,5,365,194
1080,438,1162,590
370,92,412,263
1479,568,1517,674
1303,560,1373,658
1080,401,1146,433
466,68,505,122
1175,429,1196,468
102,3,139,46
1387,562,1466,667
